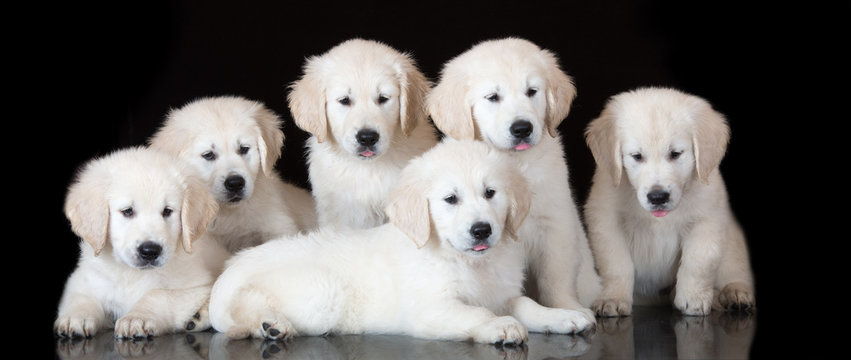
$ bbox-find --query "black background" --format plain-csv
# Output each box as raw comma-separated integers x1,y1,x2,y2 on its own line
22,0,844,357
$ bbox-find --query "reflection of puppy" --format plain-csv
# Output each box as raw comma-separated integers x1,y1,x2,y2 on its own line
210,140,591,344
150,96,316,253
55,147,228,338
288,38,437,230
585,87,755,316
427,37,599,331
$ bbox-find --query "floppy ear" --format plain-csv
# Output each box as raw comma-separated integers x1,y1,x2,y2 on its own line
179,175,219,253
252,104,285,177
64,167,110,256
691,100,730,183
287,58,328,143
504,172,532,241
427,69,476,140
396,54,430,137
385,177,431,249
543,51,577,138
585,108,623,187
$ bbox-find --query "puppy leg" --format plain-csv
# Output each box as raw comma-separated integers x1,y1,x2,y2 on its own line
54,292,106,338
115,285,212,338
715,221,756,311
586,201,635,317
509,296,594,334
675,220,725,316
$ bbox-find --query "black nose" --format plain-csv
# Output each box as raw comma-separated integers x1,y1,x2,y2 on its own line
510,120,533,139
224,175,245,192
647,189,670,205
470,222,492,240
356,129,380,147
138,242,162,261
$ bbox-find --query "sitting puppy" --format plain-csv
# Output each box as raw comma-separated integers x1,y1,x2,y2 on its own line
55,147,229,338
584,87,756,316
209,139,592,344
287,38,438,230
149,96,317,253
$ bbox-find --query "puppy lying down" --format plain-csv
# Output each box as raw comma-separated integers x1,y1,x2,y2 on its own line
209,139,591,344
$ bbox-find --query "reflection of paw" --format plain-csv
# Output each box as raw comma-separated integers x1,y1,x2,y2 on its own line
591,298,632,317
54,314,101,338
114,337,157,357
718,283,755,312
675,288,713,316
473,316,528,345
115,313,162,338
543,308,596,334
55,336,96,357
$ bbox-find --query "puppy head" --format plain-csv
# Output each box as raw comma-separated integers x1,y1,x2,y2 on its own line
150,96,284,206
427,37,576,151
64,147,218,268
287,38,430,159
585,87,730,217
385,139,531,257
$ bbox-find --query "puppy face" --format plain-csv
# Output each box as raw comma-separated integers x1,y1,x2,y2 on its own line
386,139,531,257
288,39,430,160
585,88,730,217
64,148,218,269
150,96,284,206
427,38,576,151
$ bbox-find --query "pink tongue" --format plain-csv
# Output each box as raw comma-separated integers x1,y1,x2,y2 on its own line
652,210,669,218
514,143,531,151
473,244,490,251
360,150,375,157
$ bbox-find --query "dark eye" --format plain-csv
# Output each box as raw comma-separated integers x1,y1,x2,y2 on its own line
484,188,496,199
631,153,643,162
238,145,250,155
485,93,500,103
338,96,351,106
121,207,135,218
526,88,538,97
202,151,217,161
669,150,682,160
162,207,173,218
377,95,390,104
444,194,458,205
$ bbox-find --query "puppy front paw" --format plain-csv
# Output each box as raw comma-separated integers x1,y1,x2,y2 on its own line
184,308,211,333
542,308,596,334
55,314,101,338
674,288,713,316
473,316,528,345
591,298,632,317
718,282,755,312
115,313,163,339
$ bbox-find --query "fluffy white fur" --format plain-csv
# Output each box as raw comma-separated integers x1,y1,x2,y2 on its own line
209,140,592,344
55,147,229,338
287,38,438,230
149,96,317,253
584,87,755,316
426,38,600,330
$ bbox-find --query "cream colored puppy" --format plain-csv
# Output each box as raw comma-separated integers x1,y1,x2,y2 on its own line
584,87,755,316
427,37,599,330
288,38,438,230
209,140,592,344
55,147,229,338
149,96,316,253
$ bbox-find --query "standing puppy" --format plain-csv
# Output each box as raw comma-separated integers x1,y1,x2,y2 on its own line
288,38,438,230
584,87,755,316
427,38,599,331
149,96,316,253
55,147,229,338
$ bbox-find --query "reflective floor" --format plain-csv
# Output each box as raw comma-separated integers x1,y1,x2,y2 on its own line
54,306,756,359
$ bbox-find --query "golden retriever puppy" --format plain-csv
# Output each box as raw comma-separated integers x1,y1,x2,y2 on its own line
427,37,599,331
149,96,317,253
209,140,592,344
584,87,756,316
55,147,229,338
287,38,438,230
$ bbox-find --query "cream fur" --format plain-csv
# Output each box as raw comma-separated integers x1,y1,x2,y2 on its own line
584,87,755,316
55,147,229,338
209,140,593,344
287,38,437,230
426,38,600,330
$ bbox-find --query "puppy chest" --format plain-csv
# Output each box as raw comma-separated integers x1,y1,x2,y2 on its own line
625,222,681,291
